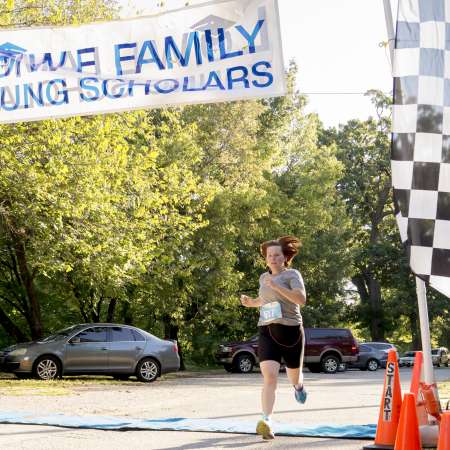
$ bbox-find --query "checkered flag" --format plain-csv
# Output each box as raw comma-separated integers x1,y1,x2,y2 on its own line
392,0,450,298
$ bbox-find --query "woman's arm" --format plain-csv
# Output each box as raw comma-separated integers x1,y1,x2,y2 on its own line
240,295,264,307
263,277,306,306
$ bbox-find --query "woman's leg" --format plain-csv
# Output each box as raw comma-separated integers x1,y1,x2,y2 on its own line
286,367,303,388
282,326,304,389
260,360,280,416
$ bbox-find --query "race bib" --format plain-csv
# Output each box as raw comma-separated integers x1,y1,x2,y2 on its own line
260,302,282,322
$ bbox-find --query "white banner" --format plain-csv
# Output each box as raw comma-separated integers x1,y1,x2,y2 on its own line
0,0,286,123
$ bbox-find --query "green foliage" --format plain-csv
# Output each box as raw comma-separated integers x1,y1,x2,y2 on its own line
2,3,446,361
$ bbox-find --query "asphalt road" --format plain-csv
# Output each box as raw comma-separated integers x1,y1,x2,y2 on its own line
0,366,449,449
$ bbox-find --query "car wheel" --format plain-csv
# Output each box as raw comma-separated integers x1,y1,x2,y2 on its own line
321,355,340,374
306,363,321,373
367,359,379,371
233,354,254,373
223,364,233,373
33,356,61,381
136,357,160,382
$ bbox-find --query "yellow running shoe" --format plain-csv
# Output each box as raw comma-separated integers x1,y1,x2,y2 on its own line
256,418,275,440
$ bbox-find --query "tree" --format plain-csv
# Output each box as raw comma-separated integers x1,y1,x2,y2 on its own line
319,91,395,341
0,2,211,341
143,63,351,365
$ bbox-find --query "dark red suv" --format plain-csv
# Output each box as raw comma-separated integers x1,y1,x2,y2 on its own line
215,328,359,374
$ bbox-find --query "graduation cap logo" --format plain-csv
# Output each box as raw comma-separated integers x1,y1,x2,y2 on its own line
0,42,27,58
191,14,236,34
0,42,26,68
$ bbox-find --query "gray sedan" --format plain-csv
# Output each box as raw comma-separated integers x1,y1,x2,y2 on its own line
0,323,180,382
347,344,387,371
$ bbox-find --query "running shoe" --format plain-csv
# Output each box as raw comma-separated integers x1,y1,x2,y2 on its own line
294,385,307,404
256,418,275,440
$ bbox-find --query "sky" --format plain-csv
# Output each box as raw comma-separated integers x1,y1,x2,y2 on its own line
120,0,399,128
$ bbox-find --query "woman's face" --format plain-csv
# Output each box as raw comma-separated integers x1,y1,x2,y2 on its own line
266,245,286,272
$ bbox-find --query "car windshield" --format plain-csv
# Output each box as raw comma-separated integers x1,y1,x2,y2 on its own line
431,350,439,355
39,326,79,342
403,351,416,357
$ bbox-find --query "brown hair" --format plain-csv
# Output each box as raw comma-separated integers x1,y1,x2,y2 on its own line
260,235,302,267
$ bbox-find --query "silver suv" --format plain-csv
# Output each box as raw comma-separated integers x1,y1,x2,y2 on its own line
0,323,180,382
432,347,449,367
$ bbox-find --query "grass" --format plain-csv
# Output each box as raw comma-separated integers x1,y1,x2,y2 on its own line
0,366,224,396
0,373,135,396
439,379,450,402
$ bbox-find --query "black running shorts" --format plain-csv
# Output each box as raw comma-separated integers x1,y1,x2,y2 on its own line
258,323,303,369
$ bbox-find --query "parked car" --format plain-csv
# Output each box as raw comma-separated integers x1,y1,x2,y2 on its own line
215,327,359,375
0,323,180,382
432,347,449,367
399,351,417,367
347,343,386,371
364,342,397,352
365,342,398,358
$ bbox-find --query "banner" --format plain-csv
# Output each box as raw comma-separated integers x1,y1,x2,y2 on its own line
0,0,286,123
392,0,450,298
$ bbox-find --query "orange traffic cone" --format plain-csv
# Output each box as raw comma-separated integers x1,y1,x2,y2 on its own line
438,412,450,450
416,389,429,426
394,393,421,450
421,382,442,422
363,349,402,449
409,352,428,426
410,351,423,397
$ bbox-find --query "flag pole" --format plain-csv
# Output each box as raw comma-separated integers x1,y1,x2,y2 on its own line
382,0,395,65
382,0,440,415
415,278,437,390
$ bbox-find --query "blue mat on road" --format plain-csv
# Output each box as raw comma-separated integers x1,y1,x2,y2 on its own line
0,411,376,440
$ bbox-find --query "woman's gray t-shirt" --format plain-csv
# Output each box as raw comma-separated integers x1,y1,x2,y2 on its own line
257,269,305,326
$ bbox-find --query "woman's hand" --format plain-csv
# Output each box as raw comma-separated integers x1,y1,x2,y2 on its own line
240,295,253,307
263,275,276,289
240,295,263,307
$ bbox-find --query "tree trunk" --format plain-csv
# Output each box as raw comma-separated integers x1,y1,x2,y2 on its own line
368,277,384,341
121,301,133,325
12,238,43,339
0,304,28,342
107,298,117,322
163,317,185,371
352,272,384,341
92,296,102,322
409,311,421,350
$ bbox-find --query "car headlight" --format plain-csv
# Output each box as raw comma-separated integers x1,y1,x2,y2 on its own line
9,348,27,357
221,346,232,353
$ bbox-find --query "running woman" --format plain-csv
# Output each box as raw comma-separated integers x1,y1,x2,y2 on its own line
240,235,307,440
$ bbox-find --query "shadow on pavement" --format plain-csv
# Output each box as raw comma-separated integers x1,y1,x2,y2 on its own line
0,428,73,437
157,434,369,450
210,403,378,420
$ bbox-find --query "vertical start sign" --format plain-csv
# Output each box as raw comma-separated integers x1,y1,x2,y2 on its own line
383,361,395,421
364,350,403,448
